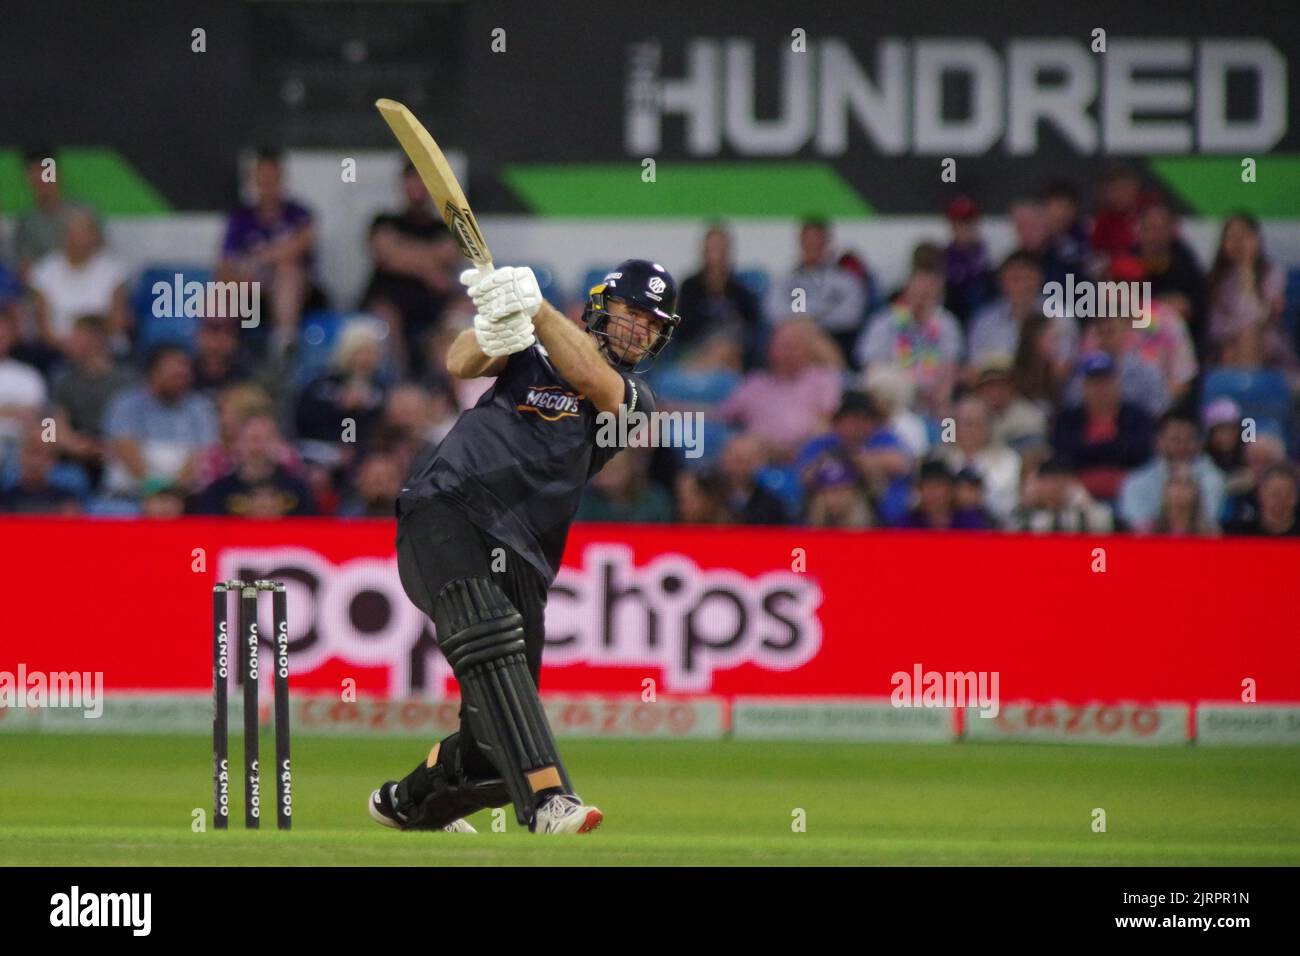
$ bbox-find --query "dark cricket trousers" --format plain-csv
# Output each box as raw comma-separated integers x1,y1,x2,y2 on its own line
395,494,550,783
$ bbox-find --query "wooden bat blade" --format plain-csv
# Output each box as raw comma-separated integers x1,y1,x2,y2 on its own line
374,98,493,267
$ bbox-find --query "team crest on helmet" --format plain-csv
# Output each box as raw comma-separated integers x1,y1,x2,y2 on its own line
648,276,666,294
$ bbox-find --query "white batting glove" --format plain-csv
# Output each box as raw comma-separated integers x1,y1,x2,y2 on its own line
474,309,535,357
465,266,543,321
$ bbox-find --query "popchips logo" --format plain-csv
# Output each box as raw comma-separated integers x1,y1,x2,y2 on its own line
219,544,823,696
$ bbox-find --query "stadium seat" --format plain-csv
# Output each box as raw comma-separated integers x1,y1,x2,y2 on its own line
84,496,143,517
1201,367,1294,449
735,268,769,304
132,265,214,355
756,464,805,519
294,310,346,385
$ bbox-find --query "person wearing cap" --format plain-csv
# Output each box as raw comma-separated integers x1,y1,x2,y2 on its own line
1050,351,1154,502
805,455,874,529
967,250,1079,375
952,467,996,529
942,196,996,324
1202,397,1245,476
795,390,912,526
1064,313,1169,417
971,355,1047,451
1117,410,1225,533
899,459,960,529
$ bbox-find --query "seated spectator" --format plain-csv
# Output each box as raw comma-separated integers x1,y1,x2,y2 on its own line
1012,314,1072,412
369,382,459,478
1009,456,1116,533
337,451,406,518
575,447,673,523
718,433,789,525
195,382,298,489
1205,212,1296,371
1050,352,1154,501
13,147,94,280
217,149,325,354
676,224,762,364
0,419,88,514
804,456,874,529
899,459,959,529
139,477,186,518
953,467,996,529
48,314,137,487
103,345,219,497
192,412,315,516
0,310,48,471
1150,463,1218,536
1224,464,1299,537
855,243,962,416
1064,314,1169,416
1117,411,1224,532
1203,397,1245,477
971,356,1048,451
766,218,869,361
942,196,996,325
1220,430,1289,526
968,251,1077,373
674,468,735,524
1135,202,1206,346
860,363,929,459
716,318,843,461
796,390,911,525
294,318,390,461
1090,165,1146,266
1041,179,1091,285
938,396,1021,524
28,209,130,356
193,316,256,394
360,163,460,376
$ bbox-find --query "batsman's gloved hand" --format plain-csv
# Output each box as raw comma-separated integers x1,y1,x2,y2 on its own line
462,265,543,321
473,308,535,357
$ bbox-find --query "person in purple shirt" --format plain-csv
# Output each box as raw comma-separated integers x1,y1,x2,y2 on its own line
942,196,996,325
218,149,326,354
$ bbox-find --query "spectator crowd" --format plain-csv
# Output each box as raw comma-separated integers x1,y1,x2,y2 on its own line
1,149,1297,538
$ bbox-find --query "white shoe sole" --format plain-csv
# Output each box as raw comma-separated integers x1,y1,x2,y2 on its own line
542,807,604,834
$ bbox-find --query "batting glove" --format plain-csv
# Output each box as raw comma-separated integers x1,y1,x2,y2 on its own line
474,309,535,357
464,265,543,321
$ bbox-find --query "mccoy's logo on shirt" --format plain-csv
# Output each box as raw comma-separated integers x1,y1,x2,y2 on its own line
517,384,584,421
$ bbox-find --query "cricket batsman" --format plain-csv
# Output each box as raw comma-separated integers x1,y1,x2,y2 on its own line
368,259,679,834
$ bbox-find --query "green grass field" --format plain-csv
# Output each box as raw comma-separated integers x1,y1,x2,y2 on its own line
2,733,1298,865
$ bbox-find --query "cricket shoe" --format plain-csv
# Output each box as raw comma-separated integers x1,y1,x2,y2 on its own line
368,783,477,833
531,793,603,834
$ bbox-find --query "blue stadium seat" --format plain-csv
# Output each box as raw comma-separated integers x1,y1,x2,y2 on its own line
84,496,143,517
132,265,214,355
756,464,805,520
1201,367,1294,450
735,268,769,305
295,310,345,385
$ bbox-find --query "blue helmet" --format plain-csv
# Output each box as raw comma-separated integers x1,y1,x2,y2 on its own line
581,259,681,371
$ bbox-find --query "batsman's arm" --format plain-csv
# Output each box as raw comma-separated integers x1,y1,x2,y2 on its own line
446,327,507,379
531,302,625,414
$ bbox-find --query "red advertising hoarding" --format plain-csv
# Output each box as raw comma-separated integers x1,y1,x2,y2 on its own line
1,517,1296,704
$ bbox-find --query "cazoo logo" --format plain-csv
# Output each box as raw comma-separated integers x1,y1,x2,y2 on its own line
219,544,823,696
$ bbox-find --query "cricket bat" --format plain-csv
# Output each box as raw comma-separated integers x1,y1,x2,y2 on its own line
374,98,494,273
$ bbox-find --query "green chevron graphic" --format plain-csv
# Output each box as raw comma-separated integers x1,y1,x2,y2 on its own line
502,162,874,218
1150,155,1300,218
0,149,170,215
